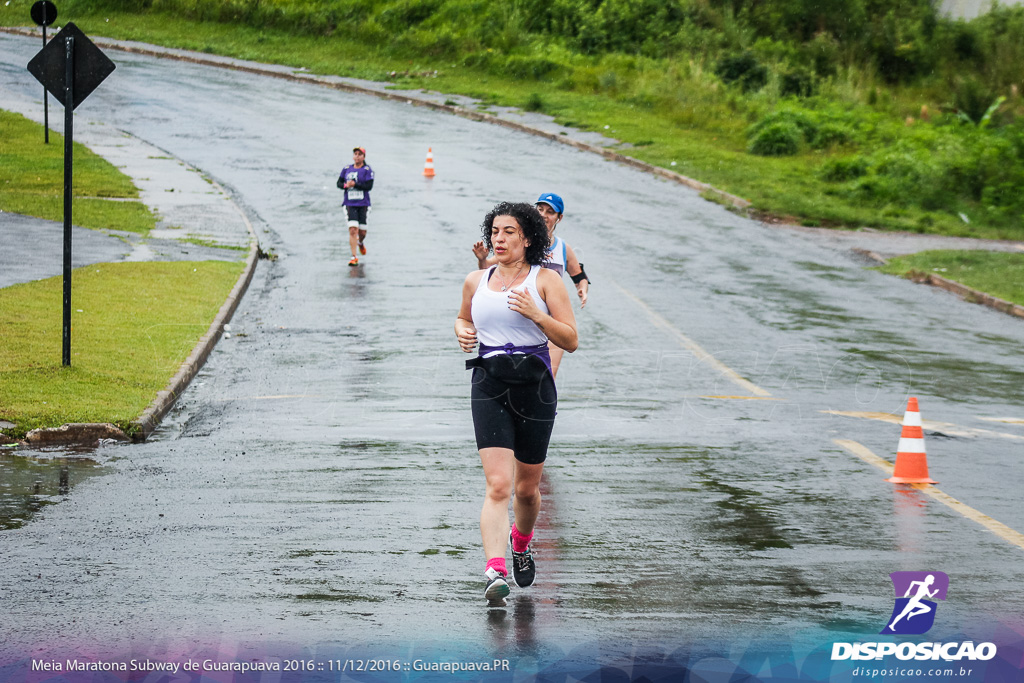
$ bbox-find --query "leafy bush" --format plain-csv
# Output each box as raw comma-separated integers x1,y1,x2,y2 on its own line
952,77,1000,125
462,51,496,71
819,156,869,182
377,0,442,31
804,32,840,77
748,109,818,143
824,122,1024,224
811,123,855,149
748,122,802,156
568,0,691,56
780,68,815,98
502,54,564,80
869,10,934,84
714,52,768,92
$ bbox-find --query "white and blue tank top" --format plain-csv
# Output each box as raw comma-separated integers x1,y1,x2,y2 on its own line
542,236,567,276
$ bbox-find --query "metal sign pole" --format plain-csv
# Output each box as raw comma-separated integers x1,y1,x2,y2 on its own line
27,20,115,367
62,34,74,366
30,1,58,143
42,23,49,143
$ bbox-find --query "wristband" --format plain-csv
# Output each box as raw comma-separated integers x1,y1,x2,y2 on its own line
571,265,590,285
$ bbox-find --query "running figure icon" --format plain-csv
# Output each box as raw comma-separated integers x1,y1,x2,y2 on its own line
888,574,938,631
881,570,949,635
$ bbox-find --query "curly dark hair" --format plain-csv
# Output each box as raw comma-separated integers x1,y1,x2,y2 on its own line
480,202,550,266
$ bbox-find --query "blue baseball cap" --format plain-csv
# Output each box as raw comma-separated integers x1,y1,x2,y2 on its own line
536,193,564,214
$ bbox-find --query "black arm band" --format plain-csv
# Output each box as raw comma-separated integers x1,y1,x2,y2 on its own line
354,179,374,191
571,265,590,284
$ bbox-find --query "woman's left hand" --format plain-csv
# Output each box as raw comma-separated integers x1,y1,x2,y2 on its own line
507,287,543,323
576,281,589,308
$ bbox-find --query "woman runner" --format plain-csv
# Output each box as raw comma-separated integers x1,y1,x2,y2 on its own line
456,202,578,606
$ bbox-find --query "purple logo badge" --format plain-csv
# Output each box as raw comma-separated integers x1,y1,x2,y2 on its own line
881,571,949,635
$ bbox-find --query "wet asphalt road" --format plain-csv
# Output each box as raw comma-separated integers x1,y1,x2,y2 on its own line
2,33,1024,666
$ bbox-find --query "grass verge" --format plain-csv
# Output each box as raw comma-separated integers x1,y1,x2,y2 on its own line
877,250,1024,307
0,109,156,234
0,260,244,438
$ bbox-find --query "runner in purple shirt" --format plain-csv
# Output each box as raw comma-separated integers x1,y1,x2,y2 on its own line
338,147,375,266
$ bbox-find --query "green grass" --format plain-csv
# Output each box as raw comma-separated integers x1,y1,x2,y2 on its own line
0,261,244,437
0,110,156,234
878,250,1024,306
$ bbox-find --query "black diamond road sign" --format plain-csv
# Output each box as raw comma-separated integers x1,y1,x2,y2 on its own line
27,22,115,111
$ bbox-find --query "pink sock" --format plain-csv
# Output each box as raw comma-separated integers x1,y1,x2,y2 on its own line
486,557,507,577
511,524,533,553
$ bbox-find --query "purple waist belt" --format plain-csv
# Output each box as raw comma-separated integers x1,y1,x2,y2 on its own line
466,342,553,379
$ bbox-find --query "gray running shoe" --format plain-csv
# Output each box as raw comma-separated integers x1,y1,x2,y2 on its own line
484,567,510,606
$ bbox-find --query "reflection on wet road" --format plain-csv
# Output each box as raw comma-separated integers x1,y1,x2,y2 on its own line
1,32,1023,661
0,449,108,530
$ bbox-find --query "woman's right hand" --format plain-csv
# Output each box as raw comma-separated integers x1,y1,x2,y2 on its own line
456,324,478,353
471,241,489,261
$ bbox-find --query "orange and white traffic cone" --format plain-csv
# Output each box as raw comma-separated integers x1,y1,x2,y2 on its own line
423,147,435,177
886,397,938,484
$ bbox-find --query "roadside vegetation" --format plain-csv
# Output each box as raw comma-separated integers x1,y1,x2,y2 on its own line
0,260,244,438
4,0,1022,240
0,109,156,233
878,250,1024,306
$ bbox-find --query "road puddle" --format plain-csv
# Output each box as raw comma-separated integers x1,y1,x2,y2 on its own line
0,445,114,530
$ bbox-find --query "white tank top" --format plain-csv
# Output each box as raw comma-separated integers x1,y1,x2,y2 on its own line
471,265,549,353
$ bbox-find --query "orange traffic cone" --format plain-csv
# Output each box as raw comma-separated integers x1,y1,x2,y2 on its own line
423,148,435,177
886,397,938,484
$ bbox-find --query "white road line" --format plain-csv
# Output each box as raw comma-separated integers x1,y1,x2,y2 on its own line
834,439,1024,551
210,394,322,402
611,280,772,397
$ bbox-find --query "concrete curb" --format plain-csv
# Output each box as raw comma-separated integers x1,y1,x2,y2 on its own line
24,423,132,446
131,173,261,441
1,26,751,212
910,272,1024,319
853,248,1024,321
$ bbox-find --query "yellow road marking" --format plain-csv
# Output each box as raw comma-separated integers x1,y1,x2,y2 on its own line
834,439,1024,551
700,395,782,400
824,410,903,425
977,417,1024,425
611,280,772,397
834,438,895,474
824,410,1024,441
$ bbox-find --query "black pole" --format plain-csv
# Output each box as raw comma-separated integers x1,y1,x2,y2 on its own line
42,23,49,144
62,34,73,367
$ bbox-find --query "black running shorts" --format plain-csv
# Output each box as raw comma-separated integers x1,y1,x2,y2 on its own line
470,367,557,464
345,205,368,226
